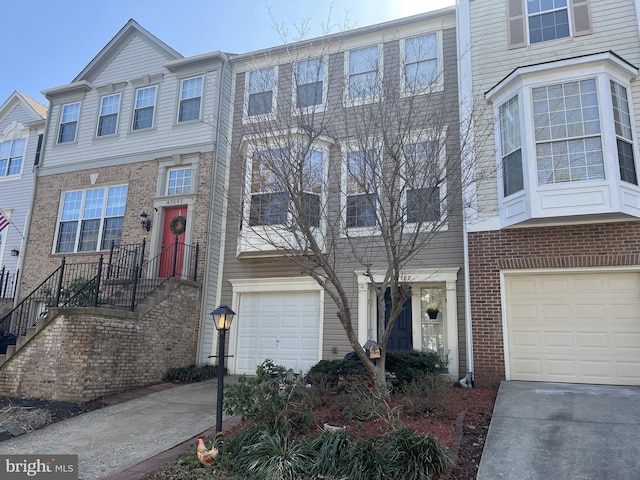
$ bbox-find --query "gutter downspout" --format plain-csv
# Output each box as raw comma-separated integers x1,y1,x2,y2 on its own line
456,0,475,381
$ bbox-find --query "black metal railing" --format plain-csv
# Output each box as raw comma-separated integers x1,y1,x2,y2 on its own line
0,238,199,345
0,267,19,300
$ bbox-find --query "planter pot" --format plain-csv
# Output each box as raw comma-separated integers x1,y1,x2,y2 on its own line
427,310,438,319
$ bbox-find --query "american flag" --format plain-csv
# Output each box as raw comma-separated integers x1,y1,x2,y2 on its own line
0,212,9,233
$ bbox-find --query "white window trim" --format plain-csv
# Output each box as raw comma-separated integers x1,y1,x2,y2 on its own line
401,131,448,231
242,66,278,124
177,75,204,124
343,44,384,107
53,184,128,254
131,85,158,131
525,0,573,45
238,135,331,255
400,30,444,96
166,166,193,196
96,93,121,138
487,52,640,226
292,56,328,115
57,101,81,144
356,268,460,378
0,135,27,180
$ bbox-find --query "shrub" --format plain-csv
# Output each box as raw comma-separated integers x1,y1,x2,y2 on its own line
162,364,218,383
401,372,449,417
306,430,358,479
384,428,452,479
223,359,315,430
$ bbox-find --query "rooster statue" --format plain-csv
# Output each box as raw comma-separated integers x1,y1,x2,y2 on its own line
196,433,222,467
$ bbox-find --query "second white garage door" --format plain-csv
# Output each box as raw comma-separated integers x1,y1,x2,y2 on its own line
504,271,640,386
235,291,321,375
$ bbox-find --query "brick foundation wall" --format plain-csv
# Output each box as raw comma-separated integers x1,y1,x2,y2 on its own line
468,221,640,386
0,280,200,402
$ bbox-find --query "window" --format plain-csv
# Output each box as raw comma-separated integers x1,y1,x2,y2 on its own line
58,102,80,143
249,149,288,226
347,46,380,101
296,58,324,109
499,96,524,196
247,67,276,117
611,81,638,185
405,141,441,223
178,76,203,122
167,167,192,195
0,139,26,177
55,185,128,253
527,0,570,44
404,33,438,91
533,78,603,185
346,149,377,228
420,287,445,356
97,94,121,137
248,147,323,227
133,86,157,130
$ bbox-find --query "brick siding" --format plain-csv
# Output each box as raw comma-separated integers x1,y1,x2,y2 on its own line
468,221,640,386
0,280,201,403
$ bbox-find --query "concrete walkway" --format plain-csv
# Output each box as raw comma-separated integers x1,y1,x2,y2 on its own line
477,381,640,480
0,379,239,480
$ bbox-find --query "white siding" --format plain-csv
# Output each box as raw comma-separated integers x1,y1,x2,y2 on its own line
468,0,640,220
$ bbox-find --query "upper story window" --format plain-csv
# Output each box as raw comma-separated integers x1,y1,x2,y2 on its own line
0,139,26,177
346,45,381,103
247,147,323,228
55,185,128,253
295,58,325,109
533,78,604,184
97,94,121,137
345,149,377,228
133,86,157,130
508,0,591,48
167,167,192,195
499,96,524,196
405,141,442,223
246,67,276,118
611,80,638,184
403,33,439,92
527,0,570,44
58,102,80,143
178,76,203,123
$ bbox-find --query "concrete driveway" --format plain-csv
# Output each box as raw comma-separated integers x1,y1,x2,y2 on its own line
477,381,640,480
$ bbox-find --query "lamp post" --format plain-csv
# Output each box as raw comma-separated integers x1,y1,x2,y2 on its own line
211,305,235,434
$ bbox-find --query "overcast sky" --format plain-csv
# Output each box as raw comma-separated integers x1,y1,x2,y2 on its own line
1,0,455,107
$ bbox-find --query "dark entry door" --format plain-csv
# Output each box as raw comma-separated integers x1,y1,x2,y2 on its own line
382,288,412,350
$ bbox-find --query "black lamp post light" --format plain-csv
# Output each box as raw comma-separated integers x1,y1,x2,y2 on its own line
211,304,236,434
139,211,151,231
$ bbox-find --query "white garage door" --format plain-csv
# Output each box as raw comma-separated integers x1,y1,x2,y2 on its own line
235,291,321,375
505,271,640,385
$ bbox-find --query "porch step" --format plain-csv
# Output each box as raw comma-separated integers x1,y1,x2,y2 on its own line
16,327,37,349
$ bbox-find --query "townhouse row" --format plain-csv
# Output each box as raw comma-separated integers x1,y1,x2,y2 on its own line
1,0,639,389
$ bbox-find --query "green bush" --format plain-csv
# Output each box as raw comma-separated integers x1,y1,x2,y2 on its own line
306,350,447,391
383,428,452,479
162,364,218,383
223,359,315,430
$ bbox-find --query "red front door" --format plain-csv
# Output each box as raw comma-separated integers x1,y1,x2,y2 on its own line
160,206,187,277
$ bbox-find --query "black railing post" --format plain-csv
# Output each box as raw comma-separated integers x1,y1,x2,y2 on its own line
172,236,179,278
130,263,140,312
0,266,5,297
94,256,104,307
193,243,200,281
139,238,146,279
54,257,66,306
107,240,115,279
11,269,19,298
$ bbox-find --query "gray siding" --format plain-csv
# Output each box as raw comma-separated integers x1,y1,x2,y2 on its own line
219,15,467,373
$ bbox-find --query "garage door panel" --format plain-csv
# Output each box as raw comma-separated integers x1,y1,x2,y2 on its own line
505,271,640,386
236,291,321,375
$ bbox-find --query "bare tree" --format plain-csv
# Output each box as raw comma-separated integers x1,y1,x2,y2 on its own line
228,20,489,383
